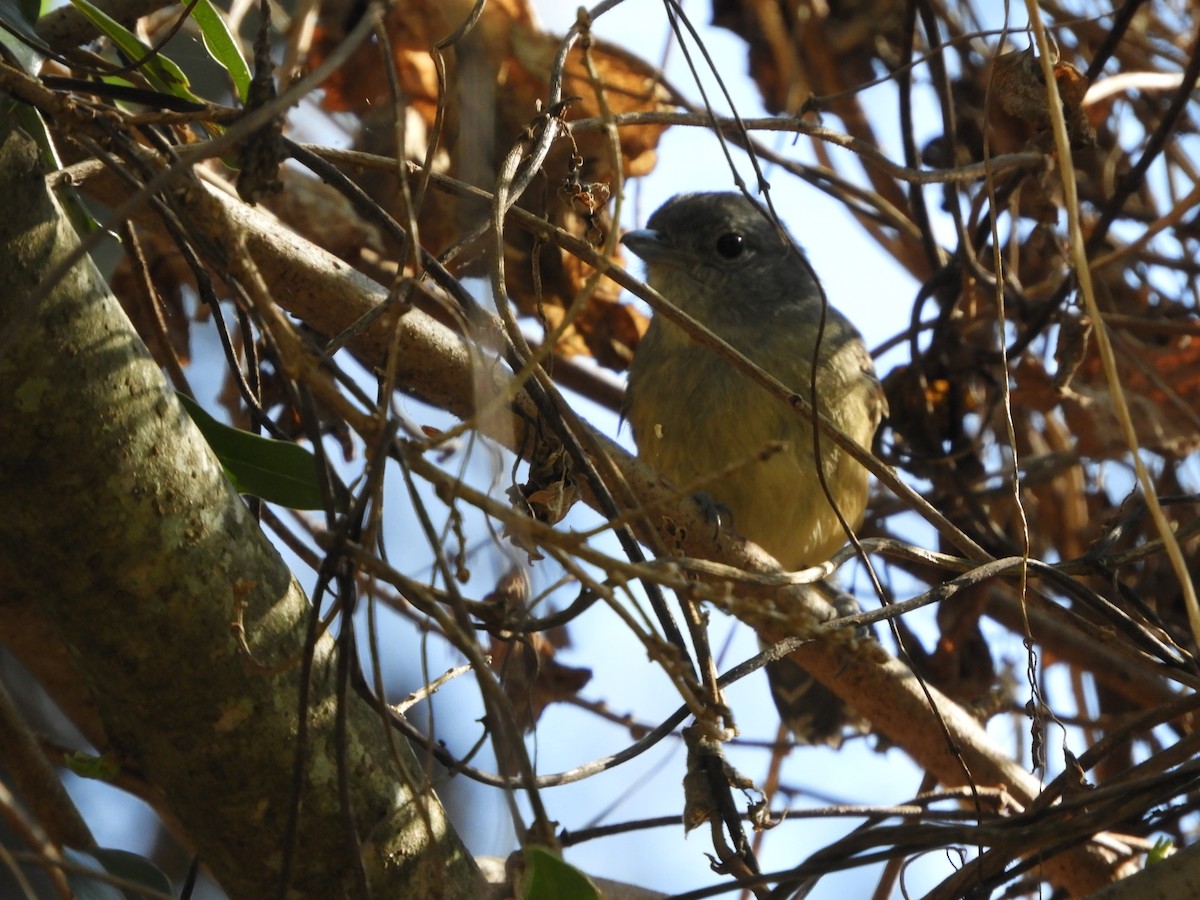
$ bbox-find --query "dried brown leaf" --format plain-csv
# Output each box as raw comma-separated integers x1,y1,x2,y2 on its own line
310,0,670,369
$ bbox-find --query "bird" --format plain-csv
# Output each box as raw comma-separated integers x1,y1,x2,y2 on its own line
621,191,886,743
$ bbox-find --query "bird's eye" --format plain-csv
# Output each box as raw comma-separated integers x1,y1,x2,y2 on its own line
715,232,745,258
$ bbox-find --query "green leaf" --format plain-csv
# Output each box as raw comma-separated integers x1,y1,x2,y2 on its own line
178,393,341,511
68,0,203,105
63,750,121,781
62,849,123,900
522,847,600,900
1148,837,1174,865
92,849,173,898
190,0,251,102
17,101,106,238
0,0,47,72
64,847,172,900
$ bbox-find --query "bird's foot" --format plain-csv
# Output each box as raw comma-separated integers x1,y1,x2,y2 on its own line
692,491,732,540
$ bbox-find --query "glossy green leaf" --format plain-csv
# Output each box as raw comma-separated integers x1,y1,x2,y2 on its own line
0,0,46,72
64,847,172,900
15,101,108,240
190,0,250,102
522,847,600,900
92,849,173,898
178,393,340,511
68,0,202,105
62,849,123,900
1148,837,1174,865
63,750,121,781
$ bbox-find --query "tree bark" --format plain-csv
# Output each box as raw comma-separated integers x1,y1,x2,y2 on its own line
0,103,483,899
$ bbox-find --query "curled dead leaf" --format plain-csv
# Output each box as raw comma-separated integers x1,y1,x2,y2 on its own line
311,0,672,370
483,567,592,732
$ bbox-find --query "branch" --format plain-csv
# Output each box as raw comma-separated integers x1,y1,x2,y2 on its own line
66,159,1130,895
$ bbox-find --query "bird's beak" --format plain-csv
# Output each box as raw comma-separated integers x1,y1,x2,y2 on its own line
620,228,675,264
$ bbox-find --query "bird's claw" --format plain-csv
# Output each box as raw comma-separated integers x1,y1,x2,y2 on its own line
693,491,733,539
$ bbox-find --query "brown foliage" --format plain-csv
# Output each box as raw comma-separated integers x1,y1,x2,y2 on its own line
310,0,670,368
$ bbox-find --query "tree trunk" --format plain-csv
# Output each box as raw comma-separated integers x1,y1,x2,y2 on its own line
0,101,483,899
